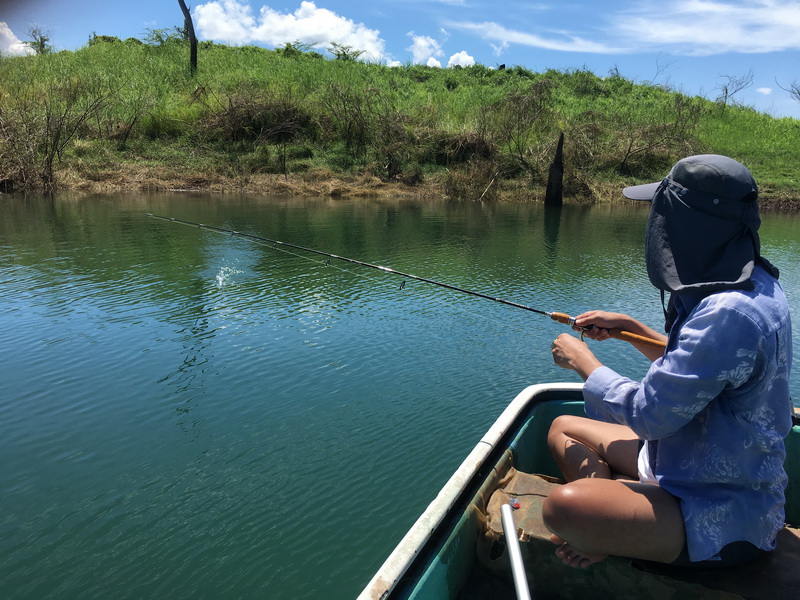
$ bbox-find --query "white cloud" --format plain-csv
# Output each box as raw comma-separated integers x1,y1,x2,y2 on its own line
407,33,443,64
194,0,387,60
426,57,442,67
611,1,800,55
448,2,800,58
446,20,625,53
447,50,475,67
757,87,773,95
490,40,509,56
0,22,34,56
194,0,256,43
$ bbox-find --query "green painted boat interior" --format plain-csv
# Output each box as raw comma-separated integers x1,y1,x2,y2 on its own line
399,393,800,600
402,393,583,600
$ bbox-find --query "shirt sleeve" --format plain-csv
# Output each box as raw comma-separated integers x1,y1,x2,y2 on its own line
583,301,763,440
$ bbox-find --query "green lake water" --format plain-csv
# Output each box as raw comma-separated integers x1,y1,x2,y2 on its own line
2,194,799,599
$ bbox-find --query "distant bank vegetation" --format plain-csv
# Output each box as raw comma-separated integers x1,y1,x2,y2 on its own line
1,34,798,205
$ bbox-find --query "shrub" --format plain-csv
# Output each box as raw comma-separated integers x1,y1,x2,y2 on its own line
200,89,317,145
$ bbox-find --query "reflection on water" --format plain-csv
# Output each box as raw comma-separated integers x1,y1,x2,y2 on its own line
1,193,799,599
543,204,563,259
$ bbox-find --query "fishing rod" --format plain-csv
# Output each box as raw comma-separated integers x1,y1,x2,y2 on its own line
148,213,666,350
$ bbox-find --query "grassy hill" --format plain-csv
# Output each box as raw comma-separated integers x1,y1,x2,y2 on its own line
1,37,798,206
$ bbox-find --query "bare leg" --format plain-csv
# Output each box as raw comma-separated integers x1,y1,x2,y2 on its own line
543,416,683,568
542,478,686,568
547,414,639,481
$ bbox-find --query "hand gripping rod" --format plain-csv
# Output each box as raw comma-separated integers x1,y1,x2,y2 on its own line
148,214,666,350
547,312,666,350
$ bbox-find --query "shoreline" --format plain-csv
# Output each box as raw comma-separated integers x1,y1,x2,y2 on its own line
31,163,800,210
54,163,447,199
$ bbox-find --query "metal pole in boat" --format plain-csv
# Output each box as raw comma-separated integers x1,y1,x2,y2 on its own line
501,503,532,600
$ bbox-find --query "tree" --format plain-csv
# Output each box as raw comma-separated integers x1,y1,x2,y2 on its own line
24,26,53,55
777,79,800,105
143,27,183,46
177,0,198,73
490,80,554,176
328,42,364,61
715,70,753,111
277,41,314,58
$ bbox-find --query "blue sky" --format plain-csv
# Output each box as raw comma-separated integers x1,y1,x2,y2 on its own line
2,0,800,118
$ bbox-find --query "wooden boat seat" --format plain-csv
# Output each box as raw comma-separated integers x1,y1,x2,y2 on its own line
477,469,800,600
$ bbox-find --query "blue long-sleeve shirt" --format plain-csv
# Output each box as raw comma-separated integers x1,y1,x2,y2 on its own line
583,265,793,562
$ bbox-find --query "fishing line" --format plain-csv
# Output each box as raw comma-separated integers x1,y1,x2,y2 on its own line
148,213,666,349
152,214,516,331
250,239,515,330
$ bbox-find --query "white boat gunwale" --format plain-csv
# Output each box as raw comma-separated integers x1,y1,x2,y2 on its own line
358,382,584,600
360,384,800,600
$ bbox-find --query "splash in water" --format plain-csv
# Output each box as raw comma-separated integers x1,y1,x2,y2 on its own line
215,266,242,288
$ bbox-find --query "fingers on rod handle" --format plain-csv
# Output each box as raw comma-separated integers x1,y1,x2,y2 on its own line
549,312,666,350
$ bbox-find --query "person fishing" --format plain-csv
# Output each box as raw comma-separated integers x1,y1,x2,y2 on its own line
542,154,793,569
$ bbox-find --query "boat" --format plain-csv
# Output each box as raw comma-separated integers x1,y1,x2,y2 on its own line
358,383,800,600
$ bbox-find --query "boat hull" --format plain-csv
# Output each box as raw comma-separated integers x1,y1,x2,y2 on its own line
359,383,800,600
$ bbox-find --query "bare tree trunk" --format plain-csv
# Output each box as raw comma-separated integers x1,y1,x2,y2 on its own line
178,0,197,74
545,132,564,206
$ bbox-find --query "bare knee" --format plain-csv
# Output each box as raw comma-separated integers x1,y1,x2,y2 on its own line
549,414,583,437
547,415,582,457
543,479,687,564
542,482,586,537
542,479,614,539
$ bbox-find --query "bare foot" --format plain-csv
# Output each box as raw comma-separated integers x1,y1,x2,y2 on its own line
549,534,608,569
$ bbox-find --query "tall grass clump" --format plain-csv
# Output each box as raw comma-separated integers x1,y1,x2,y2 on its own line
0,52,113,190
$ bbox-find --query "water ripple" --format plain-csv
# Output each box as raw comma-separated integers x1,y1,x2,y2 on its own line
1,199,798,599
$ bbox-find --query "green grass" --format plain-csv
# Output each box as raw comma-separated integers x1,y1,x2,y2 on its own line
1,38,799,203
